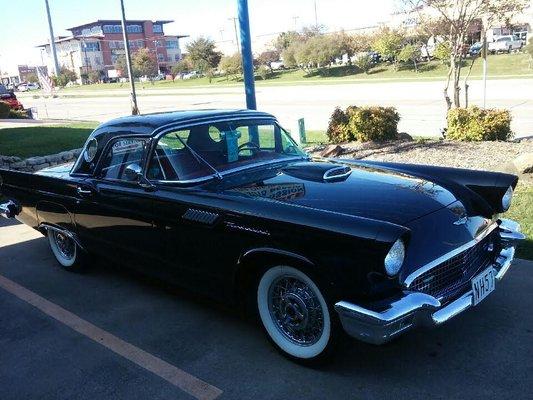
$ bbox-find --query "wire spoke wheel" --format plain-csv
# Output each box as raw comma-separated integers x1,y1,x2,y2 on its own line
258,266,332,361
48,229,78,268
269,276,324,346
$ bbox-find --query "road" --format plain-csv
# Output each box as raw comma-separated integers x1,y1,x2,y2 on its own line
19,78,533,138
1,217,532,400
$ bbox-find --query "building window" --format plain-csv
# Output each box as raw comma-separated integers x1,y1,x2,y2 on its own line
94,57,102,65
127,25,142,33
83,42,100,52
154,40,163,47
103,24,122,34
175,54,180,61
157,53,164,62
153,24,163,33
109,41,124,50
165,40,178,49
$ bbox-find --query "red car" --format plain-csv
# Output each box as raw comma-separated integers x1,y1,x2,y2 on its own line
0,84,24,110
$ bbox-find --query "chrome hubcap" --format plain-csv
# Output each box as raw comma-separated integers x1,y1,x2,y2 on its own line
52,231,75,260
268,276,324,346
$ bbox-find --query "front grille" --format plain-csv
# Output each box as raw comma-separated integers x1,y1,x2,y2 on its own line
409,230,499,301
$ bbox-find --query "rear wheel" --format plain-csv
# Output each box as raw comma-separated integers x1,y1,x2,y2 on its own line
48,230,85,272
257,265,336,363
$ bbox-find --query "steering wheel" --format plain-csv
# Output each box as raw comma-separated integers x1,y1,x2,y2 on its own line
238,141,260,154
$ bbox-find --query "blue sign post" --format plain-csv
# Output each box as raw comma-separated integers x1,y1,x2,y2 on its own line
237,0,257,110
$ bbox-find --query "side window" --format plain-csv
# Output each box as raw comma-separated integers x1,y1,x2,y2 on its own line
147,130,212,181
99,138,146,180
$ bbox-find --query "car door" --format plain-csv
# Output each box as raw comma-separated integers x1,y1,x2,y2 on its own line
74,137,163,272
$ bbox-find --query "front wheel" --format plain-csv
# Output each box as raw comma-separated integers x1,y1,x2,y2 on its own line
257,266,336,363
48,229,86,272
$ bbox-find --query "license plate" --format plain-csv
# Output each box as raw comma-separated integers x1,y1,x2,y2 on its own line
472,267,496,306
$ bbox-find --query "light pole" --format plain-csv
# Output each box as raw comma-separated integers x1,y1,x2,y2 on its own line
237,0,256,110
229,17,240,54
44,0,60,76
119,0,139,115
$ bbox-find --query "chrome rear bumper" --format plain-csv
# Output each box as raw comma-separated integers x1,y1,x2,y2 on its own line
335,219,525,345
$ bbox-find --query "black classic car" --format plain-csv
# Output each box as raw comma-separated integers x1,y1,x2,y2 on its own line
0,109,524,363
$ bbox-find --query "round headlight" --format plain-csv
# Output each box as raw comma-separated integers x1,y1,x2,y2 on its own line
384,238,405,277
502,186,513,211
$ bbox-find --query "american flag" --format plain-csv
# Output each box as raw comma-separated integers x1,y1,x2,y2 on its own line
37,66,54,94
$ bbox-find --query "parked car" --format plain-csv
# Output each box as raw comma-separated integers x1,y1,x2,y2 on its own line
0,83,24,110
0,110,524,363
182,71,200,80
469,42,483,57
16,82,40,92
488,35,522,53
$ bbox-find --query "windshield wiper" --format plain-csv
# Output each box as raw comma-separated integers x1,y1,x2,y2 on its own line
174,133,223,180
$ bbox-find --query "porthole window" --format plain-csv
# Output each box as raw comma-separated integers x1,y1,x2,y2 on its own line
84,138,98,163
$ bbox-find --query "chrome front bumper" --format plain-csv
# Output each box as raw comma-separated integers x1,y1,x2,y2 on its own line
0,200,18,219
335,219,525,345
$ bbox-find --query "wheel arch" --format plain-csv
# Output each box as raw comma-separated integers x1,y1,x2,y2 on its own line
233,247,328,314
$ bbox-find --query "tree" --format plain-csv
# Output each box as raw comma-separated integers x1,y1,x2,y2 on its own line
281,44,300,68
354,53,374,74
51,67,77,87
26,73,39,83
524,41,533,68
405,0,528,109
273,31,303,52
172,58,191,75
132,48,158,79
433,41,451,64
218,53,242,80
186,37,222,73
88,70,101,84
114,55,127,76
398,44,421,71
372,28,404,67
256,50,280,71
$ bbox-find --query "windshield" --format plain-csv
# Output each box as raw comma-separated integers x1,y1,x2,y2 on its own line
0,84,9,95
147,119,306,182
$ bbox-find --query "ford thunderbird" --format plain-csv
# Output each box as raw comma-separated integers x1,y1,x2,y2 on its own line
0,110,524,363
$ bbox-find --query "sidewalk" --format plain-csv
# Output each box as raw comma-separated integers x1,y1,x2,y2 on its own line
0,119,91,129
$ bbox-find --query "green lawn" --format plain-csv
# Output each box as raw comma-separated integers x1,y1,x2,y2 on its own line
506,186,533,261
47,53,533,94
0,122,98,158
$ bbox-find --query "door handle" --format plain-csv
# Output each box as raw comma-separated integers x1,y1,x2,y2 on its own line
76,187,93,196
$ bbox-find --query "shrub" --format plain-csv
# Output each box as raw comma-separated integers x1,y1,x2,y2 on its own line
348,106,400,142
326,106,400,142
447,107,513,141
326,107,351,143
8,109,29,119
0,101,10,119
257,65,270,80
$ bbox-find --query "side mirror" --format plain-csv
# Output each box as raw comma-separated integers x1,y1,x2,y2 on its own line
124,163,142,182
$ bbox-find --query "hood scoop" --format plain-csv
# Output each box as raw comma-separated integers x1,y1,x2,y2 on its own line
282,162,352,182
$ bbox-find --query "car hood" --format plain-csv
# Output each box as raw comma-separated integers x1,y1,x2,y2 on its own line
227,161,458,225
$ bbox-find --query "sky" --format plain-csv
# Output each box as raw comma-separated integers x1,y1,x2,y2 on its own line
0,0,398,75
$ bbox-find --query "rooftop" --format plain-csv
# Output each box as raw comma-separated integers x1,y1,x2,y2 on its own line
66,20,174,32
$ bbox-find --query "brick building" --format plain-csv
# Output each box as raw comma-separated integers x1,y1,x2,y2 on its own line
38,20,187,80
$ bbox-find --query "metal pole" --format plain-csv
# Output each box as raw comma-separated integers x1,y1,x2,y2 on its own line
482,29,487,108
237,0,256,110
229,17,240,54
44,0,60,76
119,0,139,115
314,1,318,28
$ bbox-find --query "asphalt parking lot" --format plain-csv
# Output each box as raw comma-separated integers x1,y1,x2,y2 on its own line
1,217,532,400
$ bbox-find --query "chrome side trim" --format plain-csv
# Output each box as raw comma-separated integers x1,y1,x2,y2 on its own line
403,222,499,288
225,221,270,236
39,223,84,251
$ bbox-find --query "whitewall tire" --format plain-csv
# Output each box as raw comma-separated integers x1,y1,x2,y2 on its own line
257,265,332,361
48,229,83,271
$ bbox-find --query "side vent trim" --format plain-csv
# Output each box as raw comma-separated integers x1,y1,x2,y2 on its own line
182,209,219,225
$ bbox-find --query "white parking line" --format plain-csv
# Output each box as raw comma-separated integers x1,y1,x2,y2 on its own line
0,274,222,400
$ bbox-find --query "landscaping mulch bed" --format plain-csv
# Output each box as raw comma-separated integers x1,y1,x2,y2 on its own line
307,138,533,175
